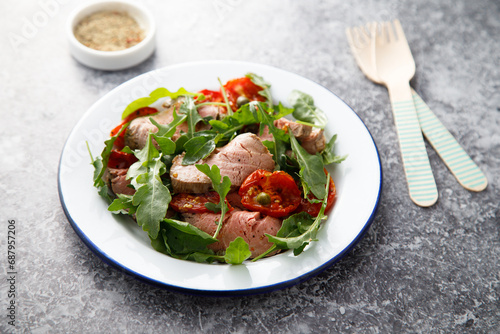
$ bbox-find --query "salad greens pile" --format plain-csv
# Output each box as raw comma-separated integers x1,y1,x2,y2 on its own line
90,73,346,264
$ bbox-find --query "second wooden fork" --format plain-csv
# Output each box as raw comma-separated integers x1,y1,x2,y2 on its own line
349,20,438,207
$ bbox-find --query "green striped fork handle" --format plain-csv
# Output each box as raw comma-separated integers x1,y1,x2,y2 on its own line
411,89,488,192
391,96,438,207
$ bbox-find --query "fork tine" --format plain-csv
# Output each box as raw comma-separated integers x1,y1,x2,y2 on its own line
373,22,385,46
352,27,365,48
392,19,405,42
367,22,379,39
346,26,365,50
387,21,397,42
357,25,373,48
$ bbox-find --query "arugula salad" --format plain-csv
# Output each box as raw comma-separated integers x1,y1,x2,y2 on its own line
89,73,346,264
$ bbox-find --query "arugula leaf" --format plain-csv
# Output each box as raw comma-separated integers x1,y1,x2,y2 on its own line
121,87,196,120
289,132,327,199
208,119,230,132
276,211,315,238
246,72,272,104
208,118,244,141
150,109,187,138
89,136,116,188
182,136,216,165
174,134,189,155
254,103,289,170
267,205,326,255
231,104,259,125
288,90,328,129
234,101,289,126
126,134,171,239
132,161,171,239
272,102,294,119
184,252,220,264
152,135,176,156
251,212,314,261
88,126,128,202
182,96,204,139
150,115,179,156
162,218,218,254
89,154,112,202
195,164,232,238
204,202,220,213
149,220,220,263
255,103,289,141
107,193,136,215
233,102,290,170
127,135,158,188
150,228,170,255
224,237,252,264
321,134,348,165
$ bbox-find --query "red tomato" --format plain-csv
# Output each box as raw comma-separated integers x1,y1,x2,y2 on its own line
238,169,301,218
110,122,127,149
223,77,266,112
110,107,158,150
295,172,336,217
170,192,223,214
197,89,224,103
107,149,138,169
123,106,158,124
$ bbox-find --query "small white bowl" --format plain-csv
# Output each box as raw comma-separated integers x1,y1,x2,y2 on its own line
67,0,156,71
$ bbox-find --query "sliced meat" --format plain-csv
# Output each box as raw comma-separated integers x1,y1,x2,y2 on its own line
124,98,222,150
182,210,282,258
274,118,312,140
226,191,246,210
182,212,228,252
197,104,221,120
259,124,274,142
170,154,211,193
261,118,327,154
300,128,326,154
222,210,281,258
105,168,135,196
124,98,185,150
170,133,275,193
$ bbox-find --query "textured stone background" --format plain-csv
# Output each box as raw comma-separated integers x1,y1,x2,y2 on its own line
1,0,499,333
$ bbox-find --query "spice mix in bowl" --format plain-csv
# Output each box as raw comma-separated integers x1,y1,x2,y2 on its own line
67,0,156,71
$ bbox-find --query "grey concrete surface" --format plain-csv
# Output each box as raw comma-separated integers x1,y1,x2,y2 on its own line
0,0,499,333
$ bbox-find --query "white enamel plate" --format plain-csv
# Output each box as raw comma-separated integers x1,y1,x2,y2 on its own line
58,61,382,296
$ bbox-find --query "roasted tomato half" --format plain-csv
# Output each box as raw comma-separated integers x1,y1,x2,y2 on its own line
170,192,223,214
197,89,224,103
223,77,266,112
295,171,336,217
110,107,158,150
238,169,301,218
107,149,138,169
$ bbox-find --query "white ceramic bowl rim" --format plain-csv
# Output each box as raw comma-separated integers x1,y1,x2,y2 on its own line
66,0,156,57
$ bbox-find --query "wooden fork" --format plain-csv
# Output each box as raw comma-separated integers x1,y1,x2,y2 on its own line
348,20,438,206
346,22,487,193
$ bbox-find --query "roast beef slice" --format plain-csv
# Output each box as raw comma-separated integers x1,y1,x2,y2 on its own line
170,133,275,193
105,168,135,196
182,209,281,258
